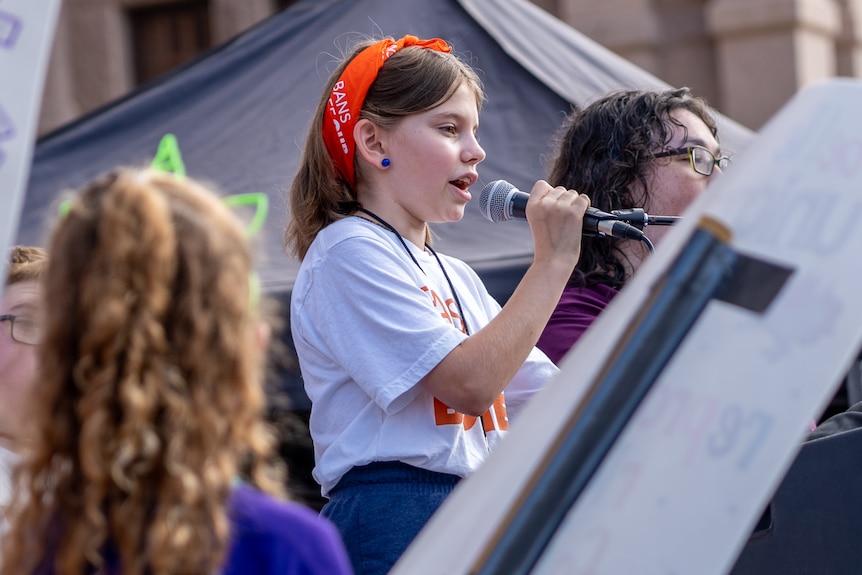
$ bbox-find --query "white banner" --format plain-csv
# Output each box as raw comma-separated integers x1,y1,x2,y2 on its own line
0,0,62,284
393,78,862,575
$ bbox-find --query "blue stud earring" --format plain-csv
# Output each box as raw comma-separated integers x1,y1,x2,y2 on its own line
381,158,391,168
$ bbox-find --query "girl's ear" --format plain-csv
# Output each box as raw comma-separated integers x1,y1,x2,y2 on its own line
354,118,388,167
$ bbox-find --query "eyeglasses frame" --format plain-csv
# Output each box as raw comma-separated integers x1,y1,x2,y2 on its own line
0,314,40,345
654,145,730,176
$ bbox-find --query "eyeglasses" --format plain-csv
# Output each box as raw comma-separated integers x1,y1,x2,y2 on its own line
0,314,42,345
654,145,730,176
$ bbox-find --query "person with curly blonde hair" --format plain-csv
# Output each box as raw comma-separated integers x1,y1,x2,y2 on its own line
0,169,352,575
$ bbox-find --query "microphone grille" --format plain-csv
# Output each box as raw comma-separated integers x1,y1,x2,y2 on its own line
479,180,515,222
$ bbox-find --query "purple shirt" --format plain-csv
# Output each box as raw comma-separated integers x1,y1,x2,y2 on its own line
223,483,353,575
536,283,619,364
36,484,353,575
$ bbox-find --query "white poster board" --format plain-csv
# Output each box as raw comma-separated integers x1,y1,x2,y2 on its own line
393,78,862,575
0,0,61,284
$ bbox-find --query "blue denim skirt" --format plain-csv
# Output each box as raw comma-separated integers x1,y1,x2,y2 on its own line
321,461,461,575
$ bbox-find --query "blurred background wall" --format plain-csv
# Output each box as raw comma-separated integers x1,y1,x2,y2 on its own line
39,0,862,135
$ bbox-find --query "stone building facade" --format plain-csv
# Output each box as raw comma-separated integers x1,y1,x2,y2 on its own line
38,0,862,135
533,0,861,130
39,0,279,134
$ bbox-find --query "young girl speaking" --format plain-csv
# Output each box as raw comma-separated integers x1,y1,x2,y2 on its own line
287,34,590,575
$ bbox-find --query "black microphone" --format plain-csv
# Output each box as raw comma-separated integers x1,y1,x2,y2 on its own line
479,180,645,240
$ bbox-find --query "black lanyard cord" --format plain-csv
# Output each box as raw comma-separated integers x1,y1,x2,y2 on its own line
357,208,470,335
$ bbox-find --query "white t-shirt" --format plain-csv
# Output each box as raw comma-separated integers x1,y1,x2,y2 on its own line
291,217,558,496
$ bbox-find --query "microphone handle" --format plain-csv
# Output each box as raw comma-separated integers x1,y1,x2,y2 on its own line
510,195,527,220
505,189,644,239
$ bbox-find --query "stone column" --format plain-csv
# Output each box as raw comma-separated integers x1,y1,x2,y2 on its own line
531,0,562,15
557,0,663,74
652,0,719,106
554,0,719,105
706,0,842,129
39,0,131,133
64,0,132,117
210,0,272,45
835,0,862,76
39,2,80,134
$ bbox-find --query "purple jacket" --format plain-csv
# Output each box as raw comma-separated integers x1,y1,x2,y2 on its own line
35,483,353,575
222,483,353,574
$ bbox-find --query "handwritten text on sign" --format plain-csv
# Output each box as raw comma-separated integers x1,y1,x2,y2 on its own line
0,0,61,284
0,6,25,168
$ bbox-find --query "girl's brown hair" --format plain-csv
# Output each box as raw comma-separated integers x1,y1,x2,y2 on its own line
285,37,484,260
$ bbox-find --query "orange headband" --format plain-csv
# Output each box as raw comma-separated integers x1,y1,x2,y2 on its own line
322,35,452,188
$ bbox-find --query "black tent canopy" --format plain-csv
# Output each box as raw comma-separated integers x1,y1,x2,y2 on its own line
19,0,752,297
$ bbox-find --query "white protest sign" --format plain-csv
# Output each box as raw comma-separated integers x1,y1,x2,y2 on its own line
0,0,61,282
392,78,862,575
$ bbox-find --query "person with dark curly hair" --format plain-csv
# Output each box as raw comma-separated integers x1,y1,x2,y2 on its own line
0,168,352,575
537,87,729,364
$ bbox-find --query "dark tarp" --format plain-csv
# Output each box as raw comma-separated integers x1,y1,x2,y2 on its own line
18,0,753,412
19,0,752,292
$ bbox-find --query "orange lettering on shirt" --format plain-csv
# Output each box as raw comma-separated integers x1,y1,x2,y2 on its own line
481,395,509,431
421,286,455,325
445,298,466,334
434,396,507,432
433,398,477,429
434,397,463,425
420,285,467,333
422,283,492,427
